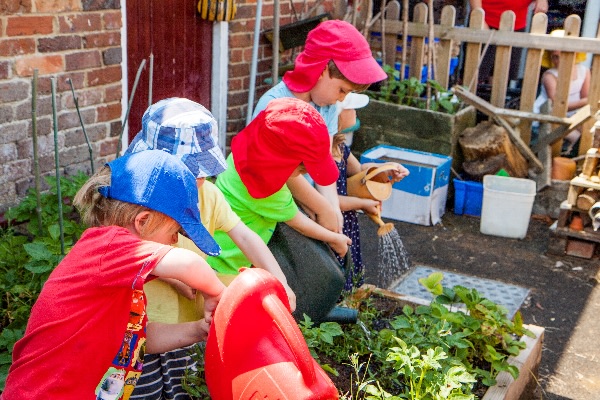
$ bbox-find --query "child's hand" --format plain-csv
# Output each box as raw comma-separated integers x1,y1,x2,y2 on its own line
385,163,410,183
283,283,297,312
202,287,225,324
329,233,352,257
197,319,211,342
361,199,381,216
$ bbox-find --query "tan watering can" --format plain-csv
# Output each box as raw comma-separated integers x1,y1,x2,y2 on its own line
347,163,397,201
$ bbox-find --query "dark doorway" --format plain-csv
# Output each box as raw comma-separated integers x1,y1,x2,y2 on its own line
125,0,213,140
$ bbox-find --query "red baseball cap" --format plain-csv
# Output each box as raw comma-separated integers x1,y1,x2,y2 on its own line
232,98,339,199
283,20,387,93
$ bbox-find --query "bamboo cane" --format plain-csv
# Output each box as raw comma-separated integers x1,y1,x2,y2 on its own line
51,77,65,256
31,69,43,234
148,53,154,108
380,0,387,62
116,58,146,158
67,78,95,174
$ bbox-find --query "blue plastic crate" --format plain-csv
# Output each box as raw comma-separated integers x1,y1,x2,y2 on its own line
453,179,483,217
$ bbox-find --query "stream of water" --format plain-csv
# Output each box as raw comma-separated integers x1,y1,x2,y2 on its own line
376,227,412,289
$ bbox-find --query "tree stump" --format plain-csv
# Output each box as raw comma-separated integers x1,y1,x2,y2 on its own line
458,121,529,179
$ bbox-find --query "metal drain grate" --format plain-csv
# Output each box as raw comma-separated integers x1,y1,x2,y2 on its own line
390,266,530,319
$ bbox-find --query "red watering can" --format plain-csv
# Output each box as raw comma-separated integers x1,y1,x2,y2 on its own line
204,268,338,399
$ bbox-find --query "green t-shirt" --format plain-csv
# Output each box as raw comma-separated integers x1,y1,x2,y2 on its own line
208,154,298,274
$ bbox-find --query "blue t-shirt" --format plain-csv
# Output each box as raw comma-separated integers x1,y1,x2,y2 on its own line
252,81,338,135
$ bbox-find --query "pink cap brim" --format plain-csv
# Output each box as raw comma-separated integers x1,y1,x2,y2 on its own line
335,56,387,85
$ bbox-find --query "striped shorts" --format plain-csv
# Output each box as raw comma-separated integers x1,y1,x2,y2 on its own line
129,345,197,400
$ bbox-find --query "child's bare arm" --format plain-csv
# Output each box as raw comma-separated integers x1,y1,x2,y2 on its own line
346,153,363,177
339,195,380,215
228,222,297,312
152,248,226,322
287,175,340,233
359,161,410,183
285,212,351,256
156,277,196,300
145,319,210,354
315,182,344,232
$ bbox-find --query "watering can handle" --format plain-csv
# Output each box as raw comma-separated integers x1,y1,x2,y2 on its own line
362,163,400,183
262,294,316,386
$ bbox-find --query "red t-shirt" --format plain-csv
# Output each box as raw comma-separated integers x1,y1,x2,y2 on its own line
2,226,171,400
481,0,533,30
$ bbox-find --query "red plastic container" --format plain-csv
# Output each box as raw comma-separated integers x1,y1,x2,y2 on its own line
204,268,338,399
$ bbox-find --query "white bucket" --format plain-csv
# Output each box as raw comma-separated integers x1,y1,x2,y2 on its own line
480,175,536,239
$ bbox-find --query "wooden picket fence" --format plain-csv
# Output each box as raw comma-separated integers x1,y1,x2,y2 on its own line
368,3,600,156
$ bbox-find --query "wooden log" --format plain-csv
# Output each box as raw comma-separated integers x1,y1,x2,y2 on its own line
458,121,529,177
462,154,507,180
576,188,600,211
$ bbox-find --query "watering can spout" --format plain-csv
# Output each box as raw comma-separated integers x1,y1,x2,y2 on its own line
367,206,395,236
367,211,385,227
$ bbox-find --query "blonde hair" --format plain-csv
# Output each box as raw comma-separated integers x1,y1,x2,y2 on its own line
328,60,370,92
331,133,346,159
74,165,179,239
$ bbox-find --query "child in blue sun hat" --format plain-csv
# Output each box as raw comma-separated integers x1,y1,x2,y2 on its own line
2,150,226,400
126,97,295,400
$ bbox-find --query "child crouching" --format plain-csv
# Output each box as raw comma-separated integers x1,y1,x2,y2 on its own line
2,150,226,400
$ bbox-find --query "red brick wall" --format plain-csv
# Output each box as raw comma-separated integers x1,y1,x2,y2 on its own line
226,0,335,140
0,0,334,212
0,0,122,213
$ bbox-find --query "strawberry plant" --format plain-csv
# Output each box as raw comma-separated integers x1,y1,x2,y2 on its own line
369,64,460,115
299,273,534,399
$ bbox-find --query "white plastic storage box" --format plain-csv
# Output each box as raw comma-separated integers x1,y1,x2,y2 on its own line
480,175,536,239
360,145,452,226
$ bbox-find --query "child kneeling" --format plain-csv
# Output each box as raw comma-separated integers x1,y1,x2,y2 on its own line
2,150,226,400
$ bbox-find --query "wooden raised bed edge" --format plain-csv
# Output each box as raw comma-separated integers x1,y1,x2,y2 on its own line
360,285,545,400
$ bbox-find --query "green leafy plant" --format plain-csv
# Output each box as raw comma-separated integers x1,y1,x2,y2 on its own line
297,273,535,398
384,340,477,400
299,315,345,361
182,343,211,399
368,64,460,114
176,278,534,398
0,172,88,390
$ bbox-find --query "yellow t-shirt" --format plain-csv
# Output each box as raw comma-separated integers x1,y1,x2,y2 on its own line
145,181,241,324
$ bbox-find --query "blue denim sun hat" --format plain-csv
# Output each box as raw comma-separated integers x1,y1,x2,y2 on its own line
100,150,220,256
126,97,227,178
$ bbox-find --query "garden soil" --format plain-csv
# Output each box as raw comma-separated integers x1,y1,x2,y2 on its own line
358,211,600,400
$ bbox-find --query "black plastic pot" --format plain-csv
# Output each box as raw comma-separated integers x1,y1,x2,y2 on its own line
267,223,346,324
